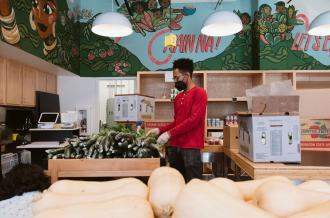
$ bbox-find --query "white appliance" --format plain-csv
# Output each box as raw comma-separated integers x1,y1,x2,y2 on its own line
37,112,59,129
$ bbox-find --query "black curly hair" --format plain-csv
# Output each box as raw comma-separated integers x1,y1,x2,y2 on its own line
173,58,194,77
0,164,50,201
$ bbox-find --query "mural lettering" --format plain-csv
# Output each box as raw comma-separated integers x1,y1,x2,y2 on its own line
257,1,330,70
148,28,221,65
291,34,330,53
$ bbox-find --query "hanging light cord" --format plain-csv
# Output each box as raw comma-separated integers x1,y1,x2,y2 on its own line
169,0,172,31
214,0,223,10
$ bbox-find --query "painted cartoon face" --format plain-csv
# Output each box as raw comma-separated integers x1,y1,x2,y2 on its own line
154,10,162,19
135,3,144,14
276,5,285,14
31,0,58,39
148,0,157,10
241,15,250,25
159,0,170,9
288,8,294,18
263,6,271,16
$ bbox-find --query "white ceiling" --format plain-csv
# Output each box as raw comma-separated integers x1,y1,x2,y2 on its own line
0,42,76,76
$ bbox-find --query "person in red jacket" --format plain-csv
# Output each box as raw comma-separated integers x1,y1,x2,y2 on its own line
147,58,207,182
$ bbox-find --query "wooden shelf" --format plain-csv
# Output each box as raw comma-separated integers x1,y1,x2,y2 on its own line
155,98,172,103
207,126,223,130
137,70,330,140
208,97,247,102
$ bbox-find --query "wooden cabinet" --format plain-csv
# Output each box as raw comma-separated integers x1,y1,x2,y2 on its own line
22,65,36,106
0,57,57,107
46,73,57,94
0,58,6,104
5,59,22,105
36,71,47,92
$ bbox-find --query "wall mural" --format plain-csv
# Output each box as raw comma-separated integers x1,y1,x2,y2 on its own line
0,0,329,77
79,0,254,76
257,0,330,70
0,0,80,74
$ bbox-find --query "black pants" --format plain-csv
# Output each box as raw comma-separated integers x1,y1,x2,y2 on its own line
167,147,202,182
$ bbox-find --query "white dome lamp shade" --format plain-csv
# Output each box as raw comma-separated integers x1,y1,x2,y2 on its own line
92,12,133,37
201,11,243,37
308,11,330,36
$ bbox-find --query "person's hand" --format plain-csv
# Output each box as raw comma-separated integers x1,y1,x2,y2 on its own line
146,128,160,136
157,132,171,145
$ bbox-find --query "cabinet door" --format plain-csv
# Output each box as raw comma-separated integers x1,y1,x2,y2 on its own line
46,73,57,94
0,57,6,104
22,65,36,106
6,59,22,105
36,71,47,92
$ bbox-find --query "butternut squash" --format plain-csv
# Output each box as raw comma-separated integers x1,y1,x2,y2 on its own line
48,177,140,194
236,176,291,201
287,200,330,218
149,173,185,218
254,180,330,217
33,181,148,214
172,179,277,218
209,177,243,200
34,196,154,218
298,180,330,194
148,166,184,187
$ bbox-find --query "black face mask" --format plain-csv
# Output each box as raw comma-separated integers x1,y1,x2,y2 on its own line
175,80,187,91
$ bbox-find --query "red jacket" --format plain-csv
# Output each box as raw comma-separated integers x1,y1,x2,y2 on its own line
159,86,207,149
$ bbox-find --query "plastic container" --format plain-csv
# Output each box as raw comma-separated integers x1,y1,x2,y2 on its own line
1,153,19,177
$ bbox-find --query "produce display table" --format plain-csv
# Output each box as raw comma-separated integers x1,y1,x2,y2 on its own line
48,158,160,183
202,144,223,153
225,149,330,180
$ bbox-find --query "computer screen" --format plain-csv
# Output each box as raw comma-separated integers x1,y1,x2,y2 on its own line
35,91,61,123
38,113,59,123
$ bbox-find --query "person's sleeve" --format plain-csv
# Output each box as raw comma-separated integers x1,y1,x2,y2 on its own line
169,89,207,138
159,121,176,134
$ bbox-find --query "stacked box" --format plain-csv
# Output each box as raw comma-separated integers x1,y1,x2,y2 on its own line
238,96,301,163
301,119,330,151
239,115,301,162
223,125,239,149
114,94,155,122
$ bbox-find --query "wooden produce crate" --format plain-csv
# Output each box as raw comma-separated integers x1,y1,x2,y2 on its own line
48,158,160,183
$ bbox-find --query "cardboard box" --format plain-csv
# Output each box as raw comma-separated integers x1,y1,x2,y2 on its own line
301,119,330,151
248,96,299,115
223,125,239,149
239,115,301,162
144,120,173,132
114,94,155,122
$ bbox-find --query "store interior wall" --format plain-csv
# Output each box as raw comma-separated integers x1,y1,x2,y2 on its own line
296,89,330,118
98,80,135,127
57,75,99,134
57,75,136,133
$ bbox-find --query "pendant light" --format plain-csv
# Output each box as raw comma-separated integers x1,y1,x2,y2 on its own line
92,0,133,37
201,0,243,36
308,11,330,36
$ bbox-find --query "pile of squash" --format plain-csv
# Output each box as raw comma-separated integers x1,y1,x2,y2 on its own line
32,167,330,218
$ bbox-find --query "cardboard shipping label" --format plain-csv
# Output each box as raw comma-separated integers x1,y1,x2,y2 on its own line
301,119,330,150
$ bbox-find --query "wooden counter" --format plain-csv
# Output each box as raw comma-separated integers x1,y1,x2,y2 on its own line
227,149,330,180
48,158,160,183
202,144,224,153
